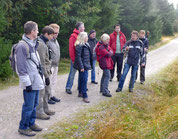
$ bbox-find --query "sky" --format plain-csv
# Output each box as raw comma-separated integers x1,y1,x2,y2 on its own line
168,0,178,8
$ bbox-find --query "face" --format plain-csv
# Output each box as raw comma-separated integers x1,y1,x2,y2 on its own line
139,33,145,38
84,36,88,43
103,38,110,45
31,25,39,39
79,24,85,32
115,26,120,33
90,32,96,39
53,28,59,39
131,34,138,41
45,33,54,40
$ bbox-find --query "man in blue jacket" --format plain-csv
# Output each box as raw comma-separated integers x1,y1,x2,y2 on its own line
116,30,145,92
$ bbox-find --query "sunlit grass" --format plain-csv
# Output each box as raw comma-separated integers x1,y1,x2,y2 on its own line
40,58,178,139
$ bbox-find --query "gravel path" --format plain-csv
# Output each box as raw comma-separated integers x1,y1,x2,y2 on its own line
0,38,178,139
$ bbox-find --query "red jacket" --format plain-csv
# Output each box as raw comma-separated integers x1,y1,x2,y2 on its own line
109,31,126,54
96,41,114,70
69,29,79,62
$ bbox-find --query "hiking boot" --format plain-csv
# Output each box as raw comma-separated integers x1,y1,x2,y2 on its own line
100,90,102,93
91,81,98,84
140,81,144,84
83,98,90,103
129,88,133,92
116,88,122,92
78,93,83,97
30,124,42,132
102,93,112,97
48,99,56,104
66,89,72,94
51,96,60,102
36,113,50,120
18,128,36,136
110,79,112,82
45,109,55,116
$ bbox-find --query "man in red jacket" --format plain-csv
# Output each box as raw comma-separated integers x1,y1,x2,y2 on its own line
65,22,85,94
109,24,126,82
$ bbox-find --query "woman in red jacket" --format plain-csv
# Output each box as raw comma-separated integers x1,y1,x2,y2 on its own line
96,34,114,97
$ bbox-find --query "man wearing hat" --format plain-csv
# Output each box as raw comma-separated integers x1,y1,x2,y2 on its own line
88,30,98,84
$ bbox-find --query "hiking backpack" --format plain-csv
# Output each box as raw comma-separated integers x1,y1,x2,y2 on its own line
9,40,29,73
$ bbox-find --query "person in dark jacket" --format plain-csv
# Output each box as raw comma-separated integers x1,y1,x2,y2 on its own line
96,33,113,97
65,22,85,94
109,24,127,82
73,32,92,103
88,30,98,84
116,30,145,92
135,30,149,84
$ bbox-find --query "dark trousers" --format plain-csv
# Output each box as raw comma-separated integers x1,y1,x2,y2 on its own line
136,65,146,82
110,53,124,80
78,70,88,98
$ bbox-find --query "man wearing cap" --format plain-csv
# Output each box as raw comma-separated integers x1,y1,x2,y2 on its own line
88,30,98,84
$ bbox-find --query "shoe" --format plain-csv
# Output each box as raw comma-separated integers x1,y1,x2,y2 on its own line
30,124,42,132
83,98,90,103
78,93,83,97
116,88,122,92
129,88,133,92
51,96,60,102
110,79,112,82
66,89,72,94
86,88,88,91
102,93,112,97
91,81,98,84
36,113,50,120
100,90,102,93
18,128,36,136
45,109,55,116
48,98,56,104
140,81,144,84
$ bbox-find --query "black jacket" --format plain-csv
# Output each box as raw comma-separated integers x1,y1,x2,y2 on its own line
88,38,98,60
73,43,92,70
123,39,145,66
139,37,149,49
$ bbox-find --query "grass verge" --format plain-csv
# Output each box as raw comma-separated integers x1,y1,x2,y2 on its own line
41,58,178,139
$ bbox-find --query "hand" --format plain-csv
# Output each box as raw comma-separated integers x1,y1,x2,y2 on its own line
80,69,84,72
45,78,50,86
141,64,145,67
126,46,129,51
26,85,32,92
144,48,148,52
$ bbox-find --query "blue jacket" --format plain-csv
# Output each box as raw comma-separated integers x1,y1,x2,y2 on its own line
123,39,145,66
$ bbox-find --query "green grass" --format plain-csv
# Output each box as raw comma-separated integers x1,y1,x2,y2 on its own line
40,59,178,139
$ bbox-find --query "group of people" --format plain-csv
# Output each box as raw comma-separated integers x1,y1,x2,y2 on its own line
15,21,148,137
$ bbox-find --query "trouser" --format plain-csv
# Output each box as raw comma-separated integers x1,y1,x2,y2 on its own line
91,60,96,82
100,69,111,94
118,63,138,90
110,53,124,80
36,85,50,114
19,90,39,130
135,65,146,82
65,61,77,90
78,70,88,98
49,66,58,97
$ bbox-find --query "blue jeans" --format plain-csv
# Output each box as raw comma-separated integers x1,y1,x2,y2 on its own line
19,90,39,130
91,60,96,82
100,69,111,94
66,61,77,90
118,63,138,90
78,70,88,98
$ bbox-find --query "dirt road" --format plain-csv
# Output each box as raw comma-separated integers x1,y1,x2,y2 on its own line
0,38,178,139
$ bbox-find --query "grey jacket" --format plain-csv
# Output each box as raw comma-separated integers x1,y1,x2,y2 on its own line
15,35,45,90
37,35,51,78
47,39,60,67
